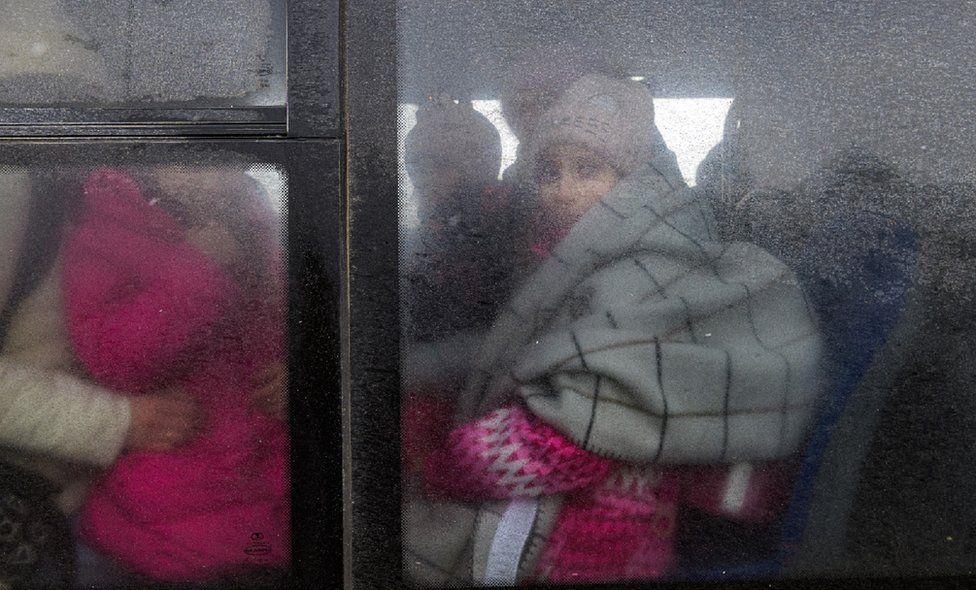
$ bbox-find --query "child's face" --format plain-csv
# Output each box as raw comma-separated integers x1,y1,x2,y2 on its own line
535,143,619,223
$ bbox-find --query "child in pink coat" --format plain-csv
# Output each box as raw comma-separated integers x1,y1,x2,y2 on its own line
62,168,288,582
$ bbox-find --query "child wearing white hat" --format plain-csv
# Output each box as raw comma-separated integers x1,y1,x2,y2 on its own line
406,75,823,585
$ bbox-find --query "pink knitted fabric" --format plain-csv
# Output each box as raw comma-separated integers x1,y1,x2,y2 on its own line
423,405,677,582
422,401,795,583
533,467,680,583
64,169,289,581
424,405,614,499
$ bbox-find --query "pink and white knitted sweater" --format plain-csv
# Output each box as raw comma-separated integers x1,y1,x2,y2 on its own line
418,402,792,583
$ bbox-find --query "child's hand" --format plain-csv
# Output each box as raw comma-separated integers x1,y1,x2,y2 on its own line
126,387,204,452
186,221,242,269
250,362,287,421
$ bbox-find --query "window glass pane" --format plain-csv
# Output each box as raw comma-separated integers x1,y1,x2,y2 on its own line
397,1,976,585
0,164,289,587
0,1,284,106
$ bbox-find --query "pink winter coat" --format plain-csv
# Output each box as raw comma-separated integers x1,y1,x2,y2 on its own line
63,169,289,581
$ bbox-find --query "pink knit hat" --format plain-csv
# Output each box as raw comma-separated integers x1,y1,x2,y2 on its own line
526,75,656,177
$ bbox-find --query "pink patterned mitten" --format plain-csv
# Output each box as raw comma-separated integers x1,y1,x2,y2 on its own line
424,405,615,500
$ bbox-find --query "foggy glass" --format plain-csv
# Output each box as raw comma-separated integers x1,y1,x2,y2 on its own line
0,1,284,106
0,164,289,585
397,1,976,586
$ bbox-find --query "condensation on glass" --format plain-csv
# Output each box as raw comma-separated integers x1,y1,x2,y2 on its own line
396,1,976,586
0,1,285,106
0,164,289,586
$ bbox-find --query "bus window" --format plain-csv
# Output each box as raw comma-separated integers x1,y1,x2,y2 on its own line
396,1,976,585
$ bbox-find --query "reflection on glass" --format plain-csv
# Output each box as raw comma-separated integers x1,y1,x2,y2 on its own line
0,166,288,587
0,1,283,105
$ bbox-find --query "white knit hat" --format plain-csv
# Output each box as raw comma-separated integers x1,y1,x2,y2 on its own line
526,75,656,177
404,95,502,189
498,41,620,141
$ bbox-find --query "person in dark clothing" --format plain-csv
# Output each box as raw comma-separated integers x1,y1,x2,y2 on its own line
404,180,518,342
402,95,515,343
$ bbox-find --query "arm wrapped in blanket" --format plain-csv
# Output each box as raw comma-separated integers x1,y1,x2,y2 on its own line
462,167,824,466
